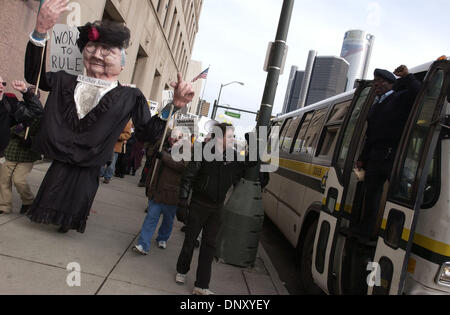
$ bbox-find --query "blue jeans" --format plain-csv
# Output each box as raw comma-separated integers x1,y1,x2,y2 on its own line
100,153,118,180
138,200,177,252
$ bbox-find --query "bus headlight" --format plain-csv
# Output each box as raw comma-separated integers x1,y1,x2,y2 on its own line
436,263,450,287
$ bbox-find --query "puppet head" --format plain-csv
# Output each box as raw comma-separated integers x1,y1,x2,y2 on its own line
77,21,131,81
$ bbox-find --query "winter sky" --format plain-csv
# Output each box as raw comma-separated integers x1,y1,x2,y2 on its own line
191,0,450,135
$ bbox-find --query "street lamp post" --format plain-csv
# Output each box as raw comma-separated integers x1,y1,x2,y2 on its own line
212,81,244,119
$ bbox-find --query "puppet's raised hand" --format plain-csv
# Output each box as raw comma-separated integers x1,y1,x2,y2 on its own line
170,73,195,109
35,0,71,34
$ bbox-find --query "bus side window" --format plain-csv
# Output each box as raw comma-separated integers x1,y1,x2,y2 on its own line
392,69,444,204
298,108,328,156
279,118,292,151
446,82,450,103
292,112,314,154
317,100,352,160
281,116,301,153
422,144,440,209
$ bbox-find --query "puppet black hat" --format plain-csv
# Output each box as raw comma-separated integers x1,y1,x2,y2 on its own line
374,68,396,83
76,20,131,52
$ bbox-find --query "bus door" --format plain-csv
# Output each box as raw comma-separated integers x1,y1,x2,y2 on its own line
369,60,450,295
312,81,376,294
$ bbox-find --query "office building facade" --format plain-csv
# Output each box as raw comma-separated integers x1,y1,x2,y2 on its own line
0,0,203,108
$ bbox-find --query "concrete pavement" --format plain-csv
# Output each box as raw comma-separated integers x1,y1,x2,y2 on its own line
0,162,288,295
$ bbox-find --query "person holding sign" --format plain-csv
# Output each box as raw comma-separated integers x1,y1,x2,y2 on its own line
0,78,44,159
24,0,194,233
0,83,44,216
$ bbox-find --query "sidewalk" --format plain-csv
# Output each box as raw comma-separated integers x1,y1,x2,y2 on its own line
0,162,288,295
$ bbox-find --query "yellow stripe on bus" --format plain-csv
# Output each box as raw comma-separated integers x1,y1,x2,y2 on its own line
381,219,450,257
275,158,450,258
277,158,330,179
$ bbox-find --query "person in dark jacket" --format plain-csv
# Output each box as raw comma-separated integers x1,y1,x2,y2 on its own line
175,123,256,295
116,124,136,177
138,143,155,188
354,65,421,241
100,120,132,183
133,129,187,255
0,78,43,157
0,83,44,215
127,138,145,176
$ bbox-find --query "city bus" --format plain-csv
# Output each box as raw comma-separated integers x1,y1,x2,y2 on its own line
262,58,450,295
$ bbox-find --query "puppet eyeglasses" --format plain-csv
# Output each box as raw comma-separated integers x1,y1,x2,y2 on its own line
85,43,112,57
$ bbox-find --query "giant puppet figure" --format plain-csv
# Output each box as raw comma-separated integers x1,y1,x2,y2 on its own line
24,0,194,233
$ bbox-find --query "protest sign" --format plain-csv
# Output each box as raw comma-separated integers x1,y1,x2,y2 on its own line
50,24,84,76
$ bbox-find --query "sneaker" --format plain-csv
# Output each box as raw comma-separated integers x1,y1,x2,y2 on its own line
103,178,111,184
175,273,186,285
158,241,167,249
192,287,215,295
132,244,149,256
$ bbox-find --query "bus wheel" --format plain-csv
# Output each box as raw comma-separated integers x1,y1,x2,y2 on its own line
298,220,323,294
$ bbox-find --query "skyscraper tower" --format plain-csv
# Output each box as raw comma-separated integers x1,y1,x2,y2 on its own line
297,50,317,108
305,56,349,106
340,30,375,91
282,66,298,114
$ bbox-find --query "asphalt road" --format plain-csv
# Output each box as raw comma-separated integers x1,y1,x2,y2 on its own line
260,215,305,295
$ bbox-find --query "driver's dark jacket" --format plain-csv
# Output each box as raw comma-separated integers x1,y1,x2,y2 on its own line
359,74,421,166
179,145,257,208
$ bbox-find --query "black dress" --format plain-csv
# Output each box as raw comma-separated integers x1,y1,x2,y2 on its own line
24,42,166,233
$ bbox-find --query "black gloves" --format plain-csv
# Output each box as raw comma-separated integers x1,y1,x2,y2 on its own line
19,137,33,148
155,151,163,160
177,199,189,223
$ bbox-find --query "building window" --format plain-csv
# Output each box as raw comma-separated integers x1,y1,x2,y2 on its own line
163,0,172,29
150,69,162,103
168,9,178,41
131,46,148,89
156,0,162,13
172,22,180,50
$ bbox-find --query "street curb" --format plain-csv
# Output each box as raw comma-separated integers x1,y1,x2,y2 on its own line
258,243,290,295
